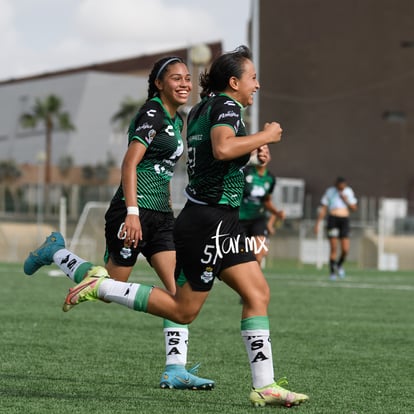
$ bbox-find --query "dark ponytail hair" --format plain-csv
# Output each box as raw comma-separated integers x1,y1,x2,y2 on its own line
199,45,252,99
147,56,184,100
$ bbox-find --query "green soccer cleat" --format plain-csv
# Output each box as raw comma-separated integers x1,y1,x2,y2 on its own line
62,266,109,312
160,363,215,390
23,232,65,275
249,378,309,408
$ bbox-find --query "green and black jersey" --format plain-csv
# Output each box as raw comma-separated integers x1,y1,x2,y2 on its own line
185,93,249,207
112,96,184,212
239,166,276,220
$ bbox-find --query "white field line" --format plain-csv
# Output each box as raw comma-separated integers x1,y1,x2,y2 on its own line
270,277,414,291
5,266,410,292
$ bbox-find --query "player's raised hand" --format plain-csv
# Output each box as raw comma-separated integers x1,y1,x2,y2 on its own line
263,122,282,144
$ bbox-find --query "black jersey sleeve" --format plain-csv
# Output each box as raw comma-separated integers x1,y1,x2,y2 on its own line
209,96,244,135
129,100,164,148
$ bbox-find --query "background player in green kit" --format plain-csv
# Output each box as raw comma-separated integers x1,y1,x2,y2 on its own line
24,57,214,390
26,46,308,408
239,144,285,266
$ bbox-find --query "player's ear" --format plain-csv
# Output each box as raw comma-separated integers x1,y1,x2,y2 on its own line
229,76,239,91
155,78,163,92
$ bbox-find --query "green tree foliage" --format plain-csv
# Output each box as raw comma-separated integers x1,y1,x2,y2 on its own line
20,95,75,210
20,94,75,186
111,96,145,130
0,159,21,182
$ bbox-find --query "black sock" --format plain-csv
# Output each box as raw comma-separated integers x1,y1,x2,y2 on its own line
329,259,336,273
337,254,346,267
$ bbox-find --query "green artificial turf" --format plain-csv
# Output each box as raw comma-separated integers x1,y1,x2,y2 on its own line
1,260,413,413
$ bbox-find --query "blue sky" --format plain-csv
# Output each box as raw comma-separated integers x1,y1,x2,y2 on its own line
0,0,251,81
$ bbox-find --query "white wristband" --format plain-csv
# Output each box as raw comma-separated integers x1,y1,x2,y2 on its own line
127,206,139,216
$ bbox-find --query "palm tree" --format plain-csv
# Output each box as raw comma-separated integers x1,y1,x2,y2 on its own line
20,94,75,209
0,159,22,213
111,96,145,130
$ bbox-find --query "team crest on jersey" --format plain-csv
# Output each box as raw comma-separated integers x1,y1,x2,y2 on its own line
145,129,157,145
201,266,214,284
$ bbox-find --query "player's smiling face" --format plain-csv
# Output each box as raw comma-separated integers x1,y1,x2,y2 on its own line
157,63,192,109
228,59,260,107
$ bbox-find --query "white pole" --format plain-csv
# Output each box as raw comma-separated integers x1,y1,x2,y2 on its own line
250,0,260,134
377,199,385,270
36,155,45,243
316,219,324,270
59,196,67,239
298,220,305,265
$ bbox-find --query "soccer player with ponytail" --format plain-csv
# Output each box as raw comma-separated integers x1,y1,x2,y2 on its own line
25,56,214,390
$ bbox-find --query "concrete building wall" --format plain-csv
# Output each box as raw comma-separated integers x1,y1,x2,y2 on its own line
259,0,414,213
0,71,147,167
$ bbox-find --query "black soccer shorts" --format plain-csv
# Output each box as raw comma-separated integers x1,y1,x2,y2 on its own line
104,199,175,267
326,215,350,239
173,201,256,291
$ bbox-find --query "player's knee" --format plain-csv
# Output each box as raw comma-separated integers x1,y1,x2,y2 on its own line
173,309,199,325
261,284,270,306
242,285,270,309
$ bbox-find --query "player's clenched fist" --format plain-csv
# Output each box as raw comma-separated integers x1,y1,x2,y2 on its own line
263,122,282,144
